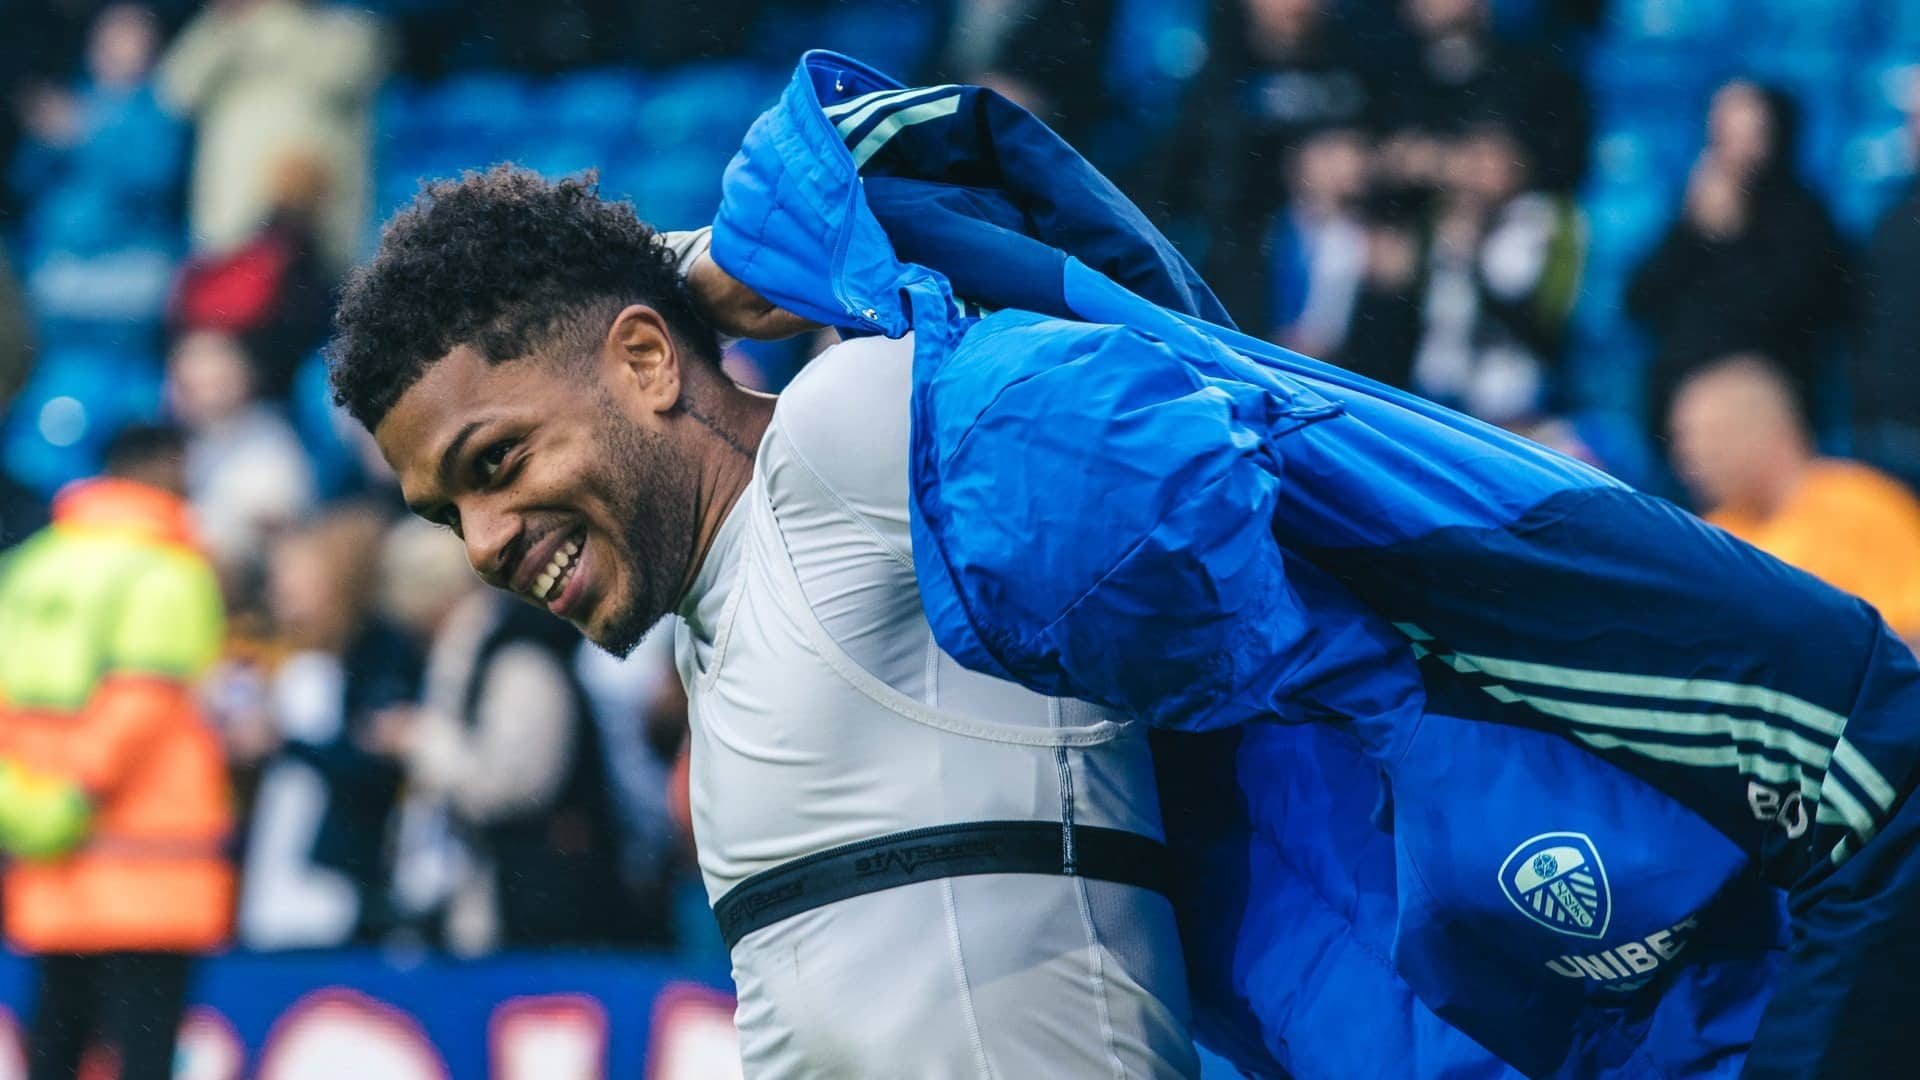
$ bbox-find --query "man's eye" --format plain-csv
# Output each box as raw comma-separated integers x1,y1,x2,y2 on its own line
478,441,515,482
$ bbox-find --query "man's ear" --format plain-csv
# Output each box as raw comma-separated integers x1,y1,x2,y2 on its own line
606,304,681,413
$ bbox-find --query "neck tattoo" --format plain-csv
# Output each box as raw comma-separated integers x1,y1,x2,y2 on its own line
679,400,756,461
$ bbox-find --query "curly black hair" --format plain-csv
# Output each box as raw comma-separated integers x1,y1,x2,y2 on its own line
330,165,720,430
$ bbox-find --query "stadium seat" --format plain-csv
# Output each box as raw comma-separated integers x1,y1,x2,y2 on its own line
1855,55,1918,124
1563,312,1653,425
752,0,949,83
608,147,726,232
1833,123,1913,235
415,71,535,158
1602,0,1737,44
1583,196,1671,270
594,63,783,228
1586,42,1725,127
1735,0,1872,53
1587,125,1692,193
537,69,648,142
1878,1,1920,48
638,63,784,152
288,352,361,500
373,81,434,150
1101,0,1209,141
1,348,163,497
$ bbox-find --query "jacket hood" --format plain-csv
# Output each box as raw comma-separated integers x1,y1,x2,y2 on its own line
711,51,928,337
52,478,199,549
711,51,1233,337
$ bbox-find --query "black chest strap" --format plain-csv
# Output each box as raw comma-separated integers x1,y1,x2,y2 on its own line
712,820,1173,950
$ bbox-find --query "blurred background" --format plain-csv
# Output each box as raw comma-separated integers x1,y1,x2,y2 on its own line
0,0,1916,1076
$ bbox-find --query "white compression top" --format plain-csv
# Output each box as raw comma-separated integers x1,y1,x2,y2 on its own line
675,333,1197,1079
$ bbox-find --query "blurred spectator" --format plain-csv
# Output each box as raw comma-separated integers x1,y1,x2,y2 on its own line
166,328,314,574
0,247,30,408
388,0,785,79
574,626,693,929
1376,0,1589,196
9,3,184,340
1162,0,1378,326
170,153,337,401
1671,356,1920,642
976,0,1119,154
1627,80,1851,437
0,421,231,1080
0,0,112,227
1267,126,1371,356
0,249,45,549
374,516,479,944
372,520,655,954
1410,115,1584,425
234,507,419,950
1334,189,1427,389
1855,85,1920,492
157,0,388,271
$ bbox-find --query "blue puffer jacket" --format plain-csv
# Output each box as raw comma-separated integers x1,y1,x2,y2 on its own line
712,52,1920,1079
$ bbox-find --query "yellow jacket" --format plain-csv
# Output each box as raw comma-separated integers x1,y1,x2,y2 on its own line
0,478,232,953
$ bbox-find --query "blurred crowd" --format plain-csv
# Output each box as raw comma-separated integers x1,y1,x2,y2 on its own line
1,0,1920,971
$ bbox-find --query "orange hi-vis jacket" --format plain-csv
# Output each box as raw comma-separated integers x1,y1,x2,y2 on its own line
0,478,233,953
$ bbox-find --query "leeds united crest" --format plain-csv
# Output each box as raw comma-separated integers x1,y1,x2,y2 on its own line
1498,831,1612,940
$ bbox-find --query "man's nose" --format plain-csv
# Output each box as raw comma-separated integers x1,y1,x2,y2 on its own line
462,504,521,590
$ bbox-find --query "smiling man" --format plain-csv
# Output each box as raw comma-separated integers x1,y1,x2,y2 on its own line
337,48,1920,1077
331,166,1201,1078
335,171,751,657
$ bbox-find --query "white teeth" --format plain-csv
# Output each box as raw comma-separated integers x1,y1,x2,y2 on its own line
531,534,582,601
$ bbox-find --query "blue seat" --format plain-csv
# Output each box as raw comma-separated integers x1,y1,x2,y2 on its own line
288,351,361,500
374,168,427,217
1106,0,1209,97
1854,55,1918,122
1738,45,1847,92
610,149,724,231
1832,121,1914,235
639,63,783,152
1586,123,1692,191
1563,316,1654,424
419,71,534,149
753,1,948,82
1602,0,1737,43
1736,0,1872,52
373,81,438,147
1586,43,1724,126
1795,101,1854,195
1884,1,1920,47
1,348,163,497
1835,179,1902,239
538,69,647,141
614,67,778,226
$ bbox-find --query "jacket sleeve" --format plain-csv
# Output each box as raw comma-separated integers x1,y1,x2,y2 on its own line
912,315,1420,734
1744,616,1920,1078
